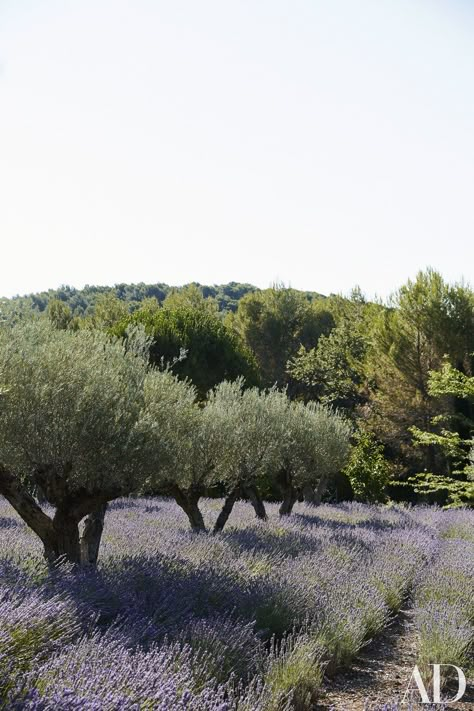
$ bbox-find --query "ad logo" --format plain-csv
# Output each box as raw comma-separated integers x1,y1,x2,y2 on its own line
402,664,466,704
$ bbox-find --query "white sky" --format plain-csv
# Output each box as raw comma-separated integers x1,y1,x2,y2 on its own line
1,0,473,299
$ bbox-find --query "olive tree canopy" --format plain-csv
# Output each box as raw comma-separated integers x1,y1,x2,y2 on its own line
209,380,289,531
277,401,352,515
139,369,227,531
0,322,158,565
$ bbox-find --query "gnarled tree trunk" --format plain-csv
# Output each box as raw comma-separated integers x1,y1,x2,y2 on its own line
213,486,240,533
303,476,328,506
279,484,297,516
171,485,206,532
302,484,315,504
0,465,55,558
0,465,117,567
313,475,328,505
277,467,297,516
243,484,267,521
80,503,107,566
45,508,81,565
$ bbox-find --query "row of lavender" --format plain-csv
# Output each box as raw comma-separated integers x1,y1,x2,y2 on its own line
411,508,474,682
0,498,471,710
371,509,474,710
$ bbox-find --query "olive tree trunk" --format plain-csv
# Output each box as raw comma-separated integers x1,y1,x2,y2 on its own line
243,484,267,521
0,465,116,567
171,485,206,532
213,487,240,533
80,503,108,566
313,475,328,505
44,508,81,565
302,484,317,505
303,476,328,506
277,467,297,516
0,465,55,558
279,484,297,516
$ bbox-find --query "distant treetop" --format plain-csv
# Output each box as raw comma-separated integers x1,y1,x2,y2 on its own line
0,280,324,318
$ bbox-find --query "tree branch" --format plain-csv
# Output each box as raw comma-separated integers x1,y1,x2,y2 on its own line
68,488,123,522
0,465,54,545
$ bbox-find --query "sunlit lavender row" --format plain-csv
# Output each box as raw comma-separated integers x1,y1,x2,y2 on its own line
0,497,472,709
412,509,474,677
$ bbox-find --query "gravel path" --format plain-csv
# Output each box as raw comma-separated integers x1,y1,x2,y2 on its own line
315,610,473,710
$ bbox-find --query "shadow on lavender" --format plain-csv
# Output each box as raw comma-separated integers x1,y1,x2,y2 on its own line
0,497,471,710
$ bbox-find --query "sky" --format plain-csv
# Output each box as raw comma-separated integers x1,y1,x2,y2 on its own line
1,0,473,300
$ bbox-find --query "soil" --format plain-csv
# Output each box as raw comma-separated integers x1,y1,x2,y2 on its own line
315,610,474,710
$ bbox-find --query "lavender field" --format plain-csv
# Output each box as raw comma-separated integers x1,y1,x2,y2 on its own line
1,497,473,710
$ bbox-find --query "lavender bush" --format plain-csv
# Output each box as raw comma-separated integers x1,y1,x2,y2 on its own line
0,496,472,710
412,508,474,677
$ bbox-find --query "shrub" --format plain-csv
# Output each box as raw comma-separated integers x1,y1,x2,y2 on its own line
344,432,391,503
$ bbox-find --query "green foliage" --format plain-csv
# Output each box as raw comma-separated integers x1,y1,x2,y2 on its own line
163,284,218,313
279,400,352,489
287,322,367,412
140,369,226,494
113,305,259,398
47,299,73,330
0,319,221,558
286,288,381,412
232,285,333,387
406,362,474,506
343,432,391,503
1,281,260,318
92,293,130,328
367,269,474,471
2,270,474,510
410,426,466,467
428,361,474,399
394,269,474,367
207,380,287,491
405,472,474,507
0,321,152,497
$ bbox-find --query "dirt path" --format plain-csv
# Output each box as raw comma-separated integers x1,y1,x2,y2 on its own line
315,610,473,710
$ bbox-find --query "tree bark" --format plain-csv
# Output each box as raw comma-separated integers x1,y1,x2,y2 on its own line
44,508,81,565
279,484,297,516
171,485,206,532
80,503,107,566
0,466,54,551
0,466,120,566
302,483,317,505
213,487,240,533
313,475,328,505
276,467,297,516
243,485,267,520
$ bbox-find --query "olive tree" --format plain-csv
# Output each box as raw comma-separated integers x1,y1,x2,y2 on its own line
277,401,352,515
210,380,288,532
0,322,154,566
139,369,227,532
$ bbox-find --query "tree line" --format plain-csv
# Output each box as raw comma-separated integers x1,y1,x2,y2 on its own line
0,321,350,567
0,267,473,562
1,280,323,317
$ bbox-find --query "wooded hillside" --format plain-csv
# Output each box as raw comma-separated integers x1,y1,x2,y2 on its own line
1,269,473,507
